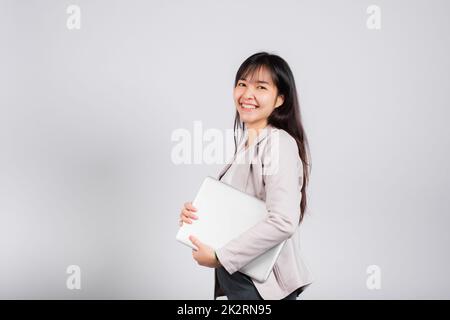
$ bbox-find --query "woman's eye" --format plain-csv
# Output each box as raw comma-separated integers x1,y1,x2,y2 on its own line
236,83,265,89
237,82,266,90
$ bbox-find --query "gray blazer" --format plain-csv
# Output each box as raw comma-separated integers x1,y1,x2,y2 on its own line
214,124,314,300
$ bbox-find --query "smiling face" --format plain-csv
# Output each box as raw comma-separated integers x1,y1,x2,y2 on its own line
234,65,284,131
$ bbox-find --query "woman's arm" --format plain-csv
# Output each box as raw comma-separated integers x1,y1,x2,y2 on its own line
215,131,303,275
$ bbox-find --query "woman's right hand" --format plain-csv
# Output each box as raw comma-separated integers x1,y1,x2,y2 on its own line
179,201,198,225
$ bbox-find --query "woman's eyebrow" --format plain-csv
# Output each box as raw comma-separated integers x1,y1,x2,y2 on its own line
239,78,271,85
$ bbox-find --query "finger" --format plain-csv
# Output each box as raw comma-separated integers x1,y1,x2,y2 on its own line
189,212,198,220
182,209,198,220
186,202,197,212
189,235,201,247
181,216,192,224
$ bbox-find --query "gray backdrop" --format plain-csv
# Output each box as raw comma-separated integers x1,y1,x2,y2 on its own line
0,0,449,299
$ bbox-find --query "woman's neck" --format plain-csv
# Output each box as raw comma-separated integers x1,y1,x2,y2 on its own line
245,122,269,149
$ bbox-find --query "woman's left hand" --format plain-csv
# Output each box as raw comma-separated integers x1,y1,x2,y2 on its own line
189,235,221,268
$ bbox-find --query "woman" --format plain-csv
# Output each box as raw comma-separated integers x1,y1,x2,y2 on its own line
179,52,314,300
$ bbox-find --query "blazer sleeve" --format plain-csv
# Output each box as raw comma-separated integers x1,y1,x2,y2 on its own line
215,131,303,275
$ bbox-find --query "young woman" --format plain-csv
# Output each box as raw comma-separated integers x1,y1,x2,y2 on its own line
179,52,314,300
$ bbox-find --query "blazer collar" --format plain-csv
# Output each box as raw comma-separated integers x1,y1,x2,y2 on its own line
240,123,274,152
217,124,274,181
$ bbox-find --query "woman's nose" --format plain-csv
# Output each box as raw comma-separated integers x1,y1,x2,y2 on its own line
243,87,256,99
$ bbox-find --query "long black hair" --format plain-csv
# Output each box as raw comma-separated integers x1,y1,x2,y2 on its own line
232,51,312,224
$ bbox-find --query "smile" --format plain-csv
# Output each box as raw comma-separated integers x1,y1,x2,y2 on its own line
241,103,259,110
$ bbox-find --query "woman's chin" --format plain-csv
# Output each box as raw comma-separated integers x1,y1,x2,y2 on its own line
238,112,259,121
240,116,256,126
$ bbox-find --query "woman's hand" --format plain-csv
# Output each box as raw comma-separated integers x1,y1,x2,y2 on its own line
189,235,221,269
178,201,198,226
179,202,221,268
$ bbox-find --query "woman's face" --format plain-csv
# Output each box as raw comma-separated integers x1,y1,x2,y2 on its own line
233,66,284,130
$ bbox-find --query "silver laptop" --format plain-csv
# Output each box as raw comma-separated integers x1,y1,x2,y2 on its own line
176,176,286,283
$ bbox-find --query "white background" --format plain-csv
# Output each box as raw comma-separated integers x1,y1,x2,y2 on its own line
0,0,449,299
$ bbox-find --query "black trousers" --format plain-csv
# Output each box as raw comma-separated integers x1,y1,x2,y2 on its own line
216,266,301,300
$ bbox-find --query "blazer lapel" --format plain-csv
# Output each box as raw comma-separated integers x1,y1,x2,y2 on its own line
243,125,272,190
217,130,247,180
216,125,273,184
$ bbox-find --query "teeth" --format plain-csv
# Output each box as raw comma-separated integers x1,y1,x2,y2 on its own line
242,104,257,109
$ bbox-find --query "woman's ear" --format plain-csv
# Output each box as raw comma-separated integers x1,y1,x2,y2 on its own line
275,94,285,109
